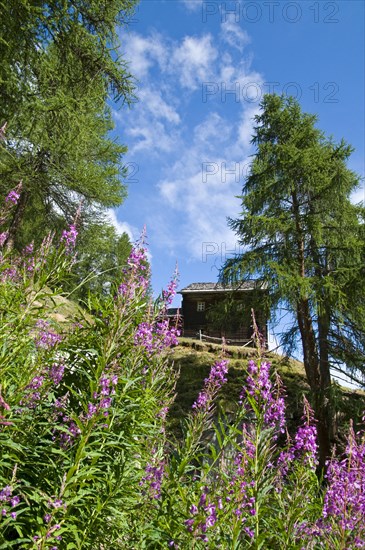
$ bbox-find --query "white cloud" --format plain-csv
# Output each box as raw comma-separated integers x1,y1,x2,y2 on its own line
156,111,250,260
117,31,185,155
121,32,167,79
127,121,178,154
159,180,179,204
159,168,240,260
219,54,237,82
193,112,232,147
236,104,260,153
180,0,203,12
217,57,264,102
118,28,260,158
115,27,266,264
221,20,251,52
123,31,218,91
105,210,138,241
172,35,218,89
138,89,180,124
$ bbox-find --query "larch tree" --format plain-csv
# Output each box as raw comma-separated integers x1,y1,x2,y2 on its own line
223,94,365,468
0,0,137,249
68,222,132,300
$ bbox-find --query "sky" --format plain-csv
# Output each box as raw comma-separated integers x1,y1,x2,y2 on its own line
110,0,365,355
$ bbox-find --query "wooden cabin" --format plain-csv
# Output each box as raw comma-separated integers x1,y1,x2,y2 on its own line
178,282,268,345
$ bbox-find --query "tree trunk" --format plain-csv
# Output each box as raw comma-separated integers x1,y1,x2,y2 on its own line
314,242,334,462
292,191,332,469
296,299,332,469
317,305,333,455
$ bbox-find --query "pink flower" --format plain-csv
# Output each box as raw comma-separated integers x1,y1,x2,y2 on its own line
192,359,229,411
5,190,20,205
0,122,7,140
0,232,8,247
60,224,78,253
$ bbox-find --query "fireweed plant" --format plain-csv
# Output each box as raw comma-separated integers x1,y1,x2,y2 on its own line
141,359,365,549
0,190,180,548
0,189,365,548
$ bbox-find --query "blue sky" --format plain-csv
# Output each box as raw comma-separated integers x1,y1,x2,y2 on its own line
109,0,364,350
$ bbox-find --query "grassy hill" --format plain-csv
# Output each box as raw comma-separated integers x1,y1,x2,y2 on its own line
167,338,365,444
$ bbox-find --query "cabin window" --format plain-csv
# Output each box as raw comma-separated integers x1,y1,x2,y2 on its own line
197,301,205,312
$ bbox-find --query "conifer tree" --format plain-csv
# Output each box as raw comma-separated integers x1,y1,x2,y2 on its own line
70,222,132,299
0,0,137,248
224,94,365,467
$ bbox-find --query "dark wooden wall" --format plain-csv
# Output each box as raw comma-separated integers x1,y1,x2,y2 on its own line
181,291,267,343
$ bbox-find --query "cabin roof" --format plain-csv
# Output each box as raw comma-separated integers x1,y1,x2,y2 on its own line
179,281,262,294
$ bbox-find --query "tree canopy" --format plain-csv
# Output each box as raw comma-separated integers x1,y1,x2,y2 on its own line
0,0,137,249
223,94,365,466
69,221,132,300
